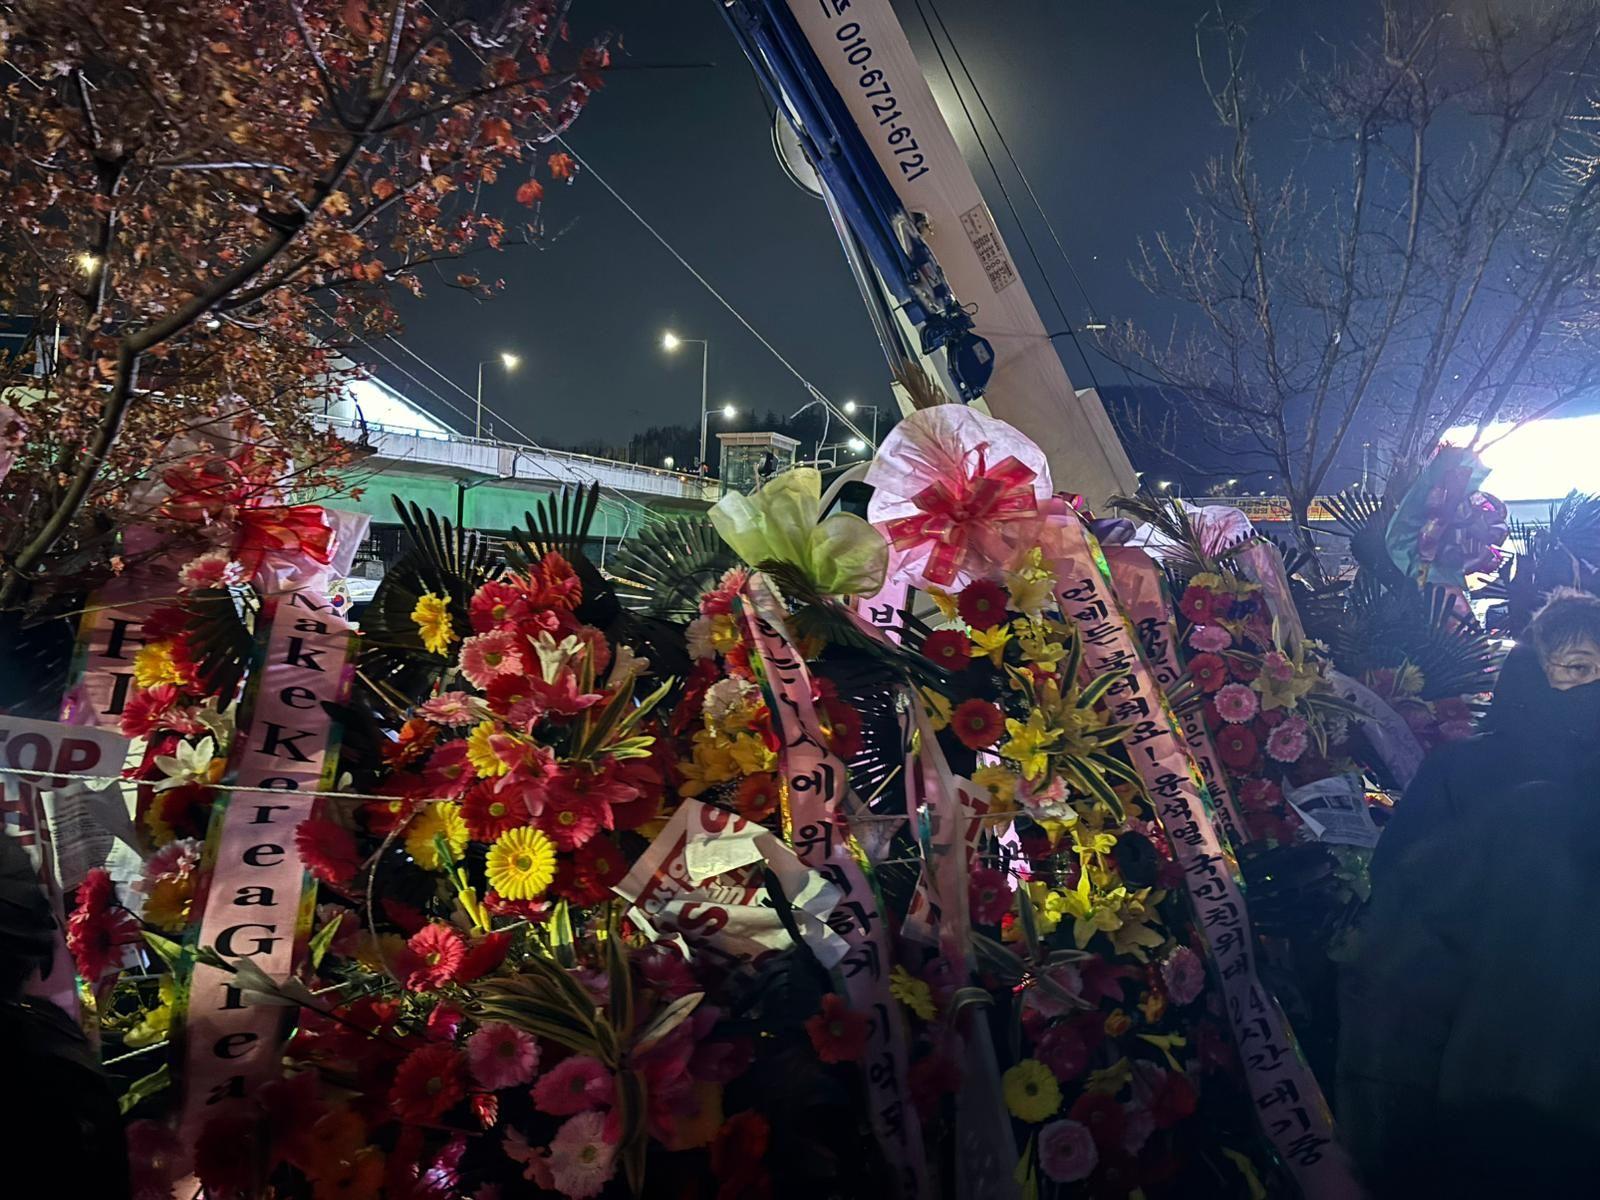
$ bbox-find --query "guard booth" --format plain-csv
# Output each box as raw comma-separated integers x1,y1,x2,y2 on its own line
717,431,799,493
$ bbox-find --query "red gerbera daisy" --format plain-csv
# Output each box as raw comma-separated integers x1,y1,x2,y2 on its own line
537,786,606,851
66,870,141,982
951,698,1006,749
554,834,629,906
1215,724,1261,771
968,866,1014,925
457,930,513,982
461,782,528,842
469,579,528,633
820,698,863,759
389,1043,467,1124
404,923,466,991
421,742,476,798
1187,653,1229,693
805,994,870,1063
383,718,440,768
1178,586,1225,625
485,675,541,729
733,773,780,821
295,817,363,885
957,580,1010,630
922,629,972,670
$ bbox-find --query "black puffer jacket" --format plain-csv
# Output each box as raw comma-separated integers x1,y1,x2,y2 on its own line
1338,648,1600,1196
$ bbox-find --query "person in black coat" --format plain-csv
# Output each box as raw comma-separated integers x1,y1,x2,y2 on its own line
1338,589,1600,1196
0,836,129,1198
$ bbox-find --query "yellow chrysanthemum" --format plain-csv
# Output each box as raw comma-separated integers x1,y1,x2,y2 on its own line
1001,1058,1061,1123
708,613,742,654
142,873,196,932
411,593,457,656
889,966,937,1021
405,801,469,870
485,826,557,901
133,641,187,689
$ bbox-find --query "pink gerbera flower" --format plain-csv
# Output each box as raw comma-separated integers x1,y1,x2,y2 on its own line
547,1111,616,1200
460,630,525,689
1213,682,1259,724
537,786,607,851
1161,945,1206,1005
405,923,466,991
418,691,484,728
1265,715,1310,763
177,550,247,592
119,684,204,739
1187,624,1232,653
468,1022,540,1091
1038,1118,1098,1184
532,1054,614,1116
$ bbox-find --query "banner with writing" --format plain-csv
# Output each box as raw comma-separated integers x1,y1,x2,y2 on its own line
0,716,130,1015
1051,523,1356,1198
176,588,353,1151
1103,546,1250,848
741,577,928,1198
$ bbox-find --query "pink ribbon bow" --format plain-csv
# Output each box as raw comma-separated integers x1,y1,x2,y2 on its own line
881,446,1039,587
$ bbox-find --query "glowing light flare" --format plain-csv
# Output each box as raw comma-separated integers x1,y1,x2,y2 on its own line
1442,414,1600,501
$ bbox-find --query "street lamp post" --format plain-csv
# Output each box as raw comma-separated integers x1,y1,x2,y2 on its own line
476,352,520,440
662,332,710,469
842,399,881,447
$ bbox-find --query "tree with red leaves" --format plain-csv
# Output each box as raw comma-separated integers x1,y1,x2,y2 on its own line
0,0,609,605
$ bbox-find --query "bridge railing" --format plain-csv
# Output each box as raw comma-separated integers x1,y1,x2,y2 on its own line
313,414,723,503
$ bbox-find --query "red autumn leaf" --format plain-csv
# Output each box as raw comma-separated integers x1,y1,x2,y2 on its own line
515,178,544,206
456,273,480,288
547,152,576,181
371,178,396,200
480,117,514,149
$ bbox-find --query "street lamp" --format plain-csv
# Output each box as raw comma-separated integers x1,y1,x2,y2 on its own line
848,437,866,452
662,330,711,468
721,403,737,420
1226,478,1238,489
475,352,520,439
663,455,675,469
1157,480,1173,492
842,399,881,446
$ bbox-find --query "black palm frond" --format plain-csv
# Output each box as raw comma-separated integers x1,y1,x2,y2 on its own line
357,497,501,711
1477,493,1600,635
1327,577,1501,699
1322,490,1402,583
759,561,953,695
1110,493,1209,577
813,656,912,809
180,586,258,704
611,516,737,623
505,484,624,634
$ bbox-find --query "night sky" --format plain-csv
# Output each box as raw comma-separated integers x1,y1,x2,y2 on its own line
396,1,1348,474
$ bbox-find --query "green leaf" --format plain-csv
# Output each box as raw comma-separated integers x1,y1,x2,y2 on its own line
1014,875,1042,961
141,931,185,972
550,900,577,969
308,913,344,971
1079,668,1127,711
631,990,703,1056
603,912,633,1039
119,1064,171,1115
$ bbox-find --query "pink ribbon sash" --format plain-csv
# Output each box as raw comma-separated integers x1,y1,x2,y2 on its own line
1052,523,1357,1197
742,576,928,1197
176,588,354,1156
1102,546,1251,849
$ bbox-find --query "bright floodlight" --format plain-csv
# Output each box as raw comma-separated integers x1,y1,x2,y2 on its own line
848,437,867,452
1158,480,1173,491
843,400,858,414
77,252,99,273
500,353,520,371
1227,478,1238,487
663,455,675,469
1444,414,1600,500
661,331,681,352
721,404,736,419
